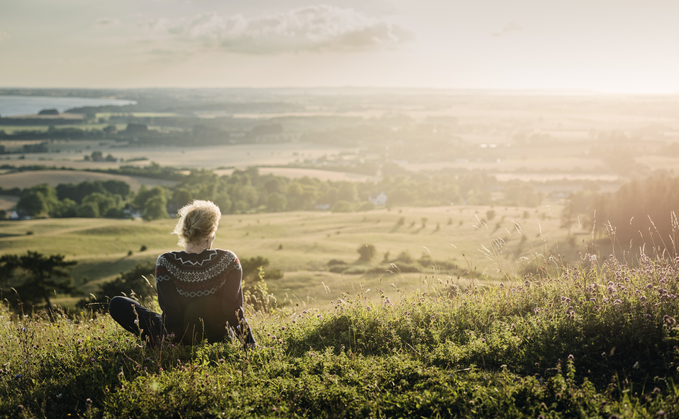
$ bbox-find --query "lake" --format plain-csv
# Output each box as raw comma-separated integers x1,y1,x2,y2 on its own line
0,95,135,117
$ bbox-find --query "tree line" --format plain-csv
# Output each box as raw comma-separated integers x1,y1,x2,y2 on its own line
7,167,544,221
561,174,679,251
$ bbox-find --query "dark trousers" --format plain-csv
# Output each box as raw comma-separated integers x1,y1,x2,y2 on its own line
108,296,165,343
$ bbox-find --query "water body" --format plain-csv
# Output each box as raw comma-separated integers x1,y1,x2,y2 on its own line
0,95,135,117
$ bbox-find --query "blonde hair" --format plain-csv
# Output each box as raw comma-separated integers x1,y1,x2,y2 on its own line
172,200,222,247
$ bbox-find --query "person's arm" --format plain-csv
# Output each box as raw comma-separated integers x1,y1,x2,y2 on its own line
155,254,183,341
222,252,256,345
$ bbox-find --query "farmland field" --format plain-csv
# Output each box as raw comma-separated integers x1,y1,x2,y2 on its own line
0,169,177,191
0,142,353,170
0,194,18,210
213,167,379,182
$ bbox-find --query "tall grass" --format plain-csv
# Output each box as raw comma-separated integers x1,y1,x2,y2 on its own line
1,253,679,417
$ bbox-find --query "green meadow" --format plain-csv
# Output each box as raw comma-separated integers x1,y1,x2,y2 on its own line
0,205,571,309
1,251,677,418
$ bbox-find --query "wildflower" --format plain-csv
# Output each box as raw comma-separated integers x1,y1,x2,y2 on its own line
663,315,676,326
657,410,665,416
14,374,22,379
366,306,372,311
613,299,622,305
640,296,647,301
653,387,661,394
590,255,597,262
281,326,286,331
134,319,139,324
567,354,574,360
86,398,92,405
302,310,307,314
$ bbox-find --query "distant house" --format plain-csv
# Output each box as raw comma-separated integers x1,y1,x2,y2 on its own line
122,204,142,219
9,210,31,220
369,192,388,206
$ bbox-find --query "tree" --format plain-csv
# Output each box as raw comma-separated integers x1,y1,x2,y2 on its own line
0,251,78,312
17,184,59,217
357,244,376,262
266,193,287,212
143,195,169,221
338,183,358,202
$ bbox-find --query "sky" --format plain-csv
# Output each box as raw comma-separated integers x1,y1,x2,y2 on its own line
1,0,679,93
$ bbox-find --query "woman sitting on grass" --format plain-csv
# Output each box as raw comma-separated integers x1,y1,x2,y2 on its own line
109,200,255,346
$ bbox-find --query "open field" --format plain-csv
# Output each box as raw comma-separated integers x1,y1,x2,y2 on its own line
0,142,352,170
0,169,177,191
214,167,380,182
0,194,18,210
0,205,581,309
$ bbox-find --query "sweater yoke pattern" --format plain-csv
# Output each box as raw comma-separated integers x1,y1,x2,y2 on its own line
156,250,240,298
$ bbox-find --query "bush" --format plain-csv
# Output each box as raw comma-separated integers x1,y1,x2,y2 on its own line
331,200,353,213
357,244,376,262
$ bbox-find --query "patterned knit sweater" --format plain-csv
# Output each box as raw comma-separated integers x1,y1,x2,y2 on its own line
155,249,255,344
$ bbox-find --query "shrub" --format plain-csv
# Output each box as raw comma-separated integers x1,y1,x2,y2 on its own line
331,200,353,213
357,244,376,262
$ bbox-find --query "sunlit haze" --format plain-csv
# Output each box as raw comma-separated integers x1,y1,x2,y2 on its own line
2,0,679,93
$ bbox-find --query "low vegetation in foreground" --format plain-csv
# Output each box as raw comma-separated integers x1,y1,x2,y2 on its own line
2,254,679,418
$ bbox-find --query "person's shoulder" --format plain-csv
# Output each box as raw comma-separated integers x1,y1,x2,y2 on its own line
214,249,240,265
156,251,181,264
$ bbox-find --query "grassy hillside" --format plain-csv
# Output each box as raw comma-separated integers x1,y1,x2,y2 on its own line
1,254,677,418
0,205,575,307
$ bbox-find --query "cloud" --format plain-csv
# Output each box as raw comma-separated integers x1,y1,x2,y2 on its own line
492,21,522,37
139,5,414,54
94,18,121,27
0,31,8,42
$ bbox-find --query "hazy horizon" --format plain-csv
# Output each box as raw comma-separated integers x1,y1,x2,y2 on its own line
2,0,679,94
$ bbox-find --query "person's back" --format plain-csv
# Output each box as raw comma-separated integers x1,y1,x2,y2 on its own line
156,249,253,344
